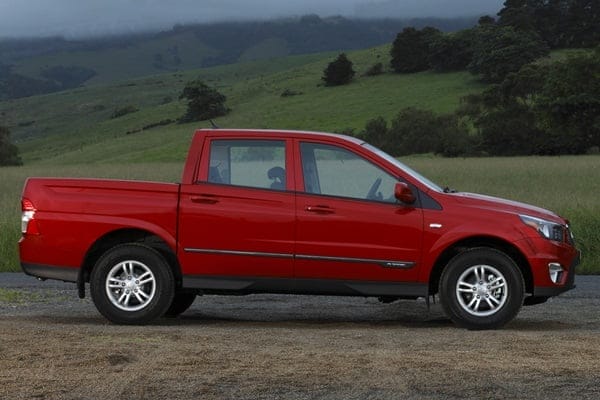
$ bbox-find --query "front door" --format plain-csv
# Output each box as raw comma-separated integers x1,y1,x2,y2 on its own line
294,141,423,283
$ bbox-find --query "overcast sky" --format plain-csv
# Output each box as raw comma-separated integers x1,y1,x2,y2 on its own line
0,0,504,39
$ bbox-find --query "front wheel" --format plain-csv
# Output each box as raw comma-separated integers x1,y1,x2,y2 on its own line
439,248,524,330
90,244,175,325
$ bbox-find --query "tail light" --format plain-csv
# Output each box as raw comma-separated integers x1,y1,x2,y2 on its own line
21,198,39,235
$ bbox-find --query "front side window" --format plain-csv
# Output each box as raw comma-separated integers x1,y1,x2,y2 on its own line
300,142,398,203
207,139,286,190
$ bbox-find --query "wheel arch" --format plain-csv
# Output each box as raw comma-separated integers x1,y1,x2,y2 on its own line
427,236,532,296
78,228,182,298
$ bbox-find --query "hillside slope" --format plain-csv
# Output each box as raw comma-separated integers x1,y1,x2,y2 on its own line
1,44,485,164
1,16,478,90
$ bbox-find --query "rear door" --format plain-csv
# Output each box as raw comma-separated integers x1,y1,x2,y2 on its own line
294,140,423,282
178,136,295,279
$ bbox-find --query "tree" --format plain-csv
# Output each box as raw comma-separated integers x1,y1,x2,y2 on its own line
390,27,441,73
178,80,229,123
535,50,600,154
468,25,549,83
0,126,23,166
478,15,496,25
428,29,475,72
458,50,599,156
498,0,600,48
322,53,355,86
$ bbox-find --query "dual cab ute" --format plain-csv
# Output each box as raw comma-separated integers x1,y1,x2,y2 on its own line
19,129,579,329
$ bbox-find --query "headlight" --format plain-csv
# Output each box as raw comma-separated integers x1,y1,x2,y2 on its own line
520,215,565,242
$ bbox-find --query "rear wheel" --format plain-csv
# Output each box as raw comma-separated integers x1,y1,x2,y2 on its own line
90,244,175,325
439,248,524,330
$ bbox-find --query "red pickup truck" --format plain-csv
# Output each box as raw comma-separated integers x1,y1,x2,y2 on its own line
19,129,579,329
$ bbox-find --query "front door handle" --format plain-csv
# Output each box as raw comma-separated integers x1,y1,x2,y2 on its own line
191,194,219,204
305,205,334,214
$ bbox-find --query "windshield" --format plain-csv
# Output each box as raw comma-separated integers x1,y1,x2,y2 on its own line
361,143,443,192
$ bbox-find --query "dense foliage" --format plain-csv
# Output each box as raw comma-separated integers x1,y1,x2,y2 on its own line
498,0,600,48
361,109,473,157
467,25,549,82
179,80,229,123
390,27,441,73
460,50,600,155
362,49,599,157
379,0,598,156
322,53,355,86
0,126,22,166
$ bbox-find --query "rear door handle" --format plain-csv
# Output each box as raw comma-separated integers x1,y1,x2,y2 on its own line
305,205,334,214
191,194,219,204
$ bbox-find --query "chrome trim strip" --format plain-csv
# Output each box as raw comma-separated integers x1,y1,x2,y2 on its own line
184,248,293,259
296,254,415,269
183,248,415,269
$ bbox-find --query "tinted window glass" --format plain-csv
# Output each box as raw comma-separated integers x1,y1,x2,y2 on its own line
208,140,286,190
300,142,398,203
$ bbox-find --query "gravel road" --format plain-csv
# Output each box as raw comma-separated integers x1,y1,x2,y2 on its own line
1,273,599,400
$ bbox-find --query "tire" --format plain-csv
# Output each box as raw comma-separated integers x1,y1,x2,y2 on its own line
164,292,197,318
439,248,524,330
90,244,175,325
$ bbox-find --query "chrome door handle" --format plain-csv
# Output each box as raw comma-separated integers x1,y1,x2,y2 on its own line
305,205,334,214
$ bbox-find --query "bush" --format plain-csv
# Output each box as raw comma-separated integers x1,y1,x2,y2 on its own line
361,109,473,157
179,80,229,123
361,117,389,149
434,114,477,157
280,89,303,97
322,53,355,86
363,63,384,77
111,105,139,119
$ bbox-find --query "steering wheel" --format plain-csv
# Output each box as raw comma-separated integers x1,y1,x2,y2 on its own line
366,177,382,200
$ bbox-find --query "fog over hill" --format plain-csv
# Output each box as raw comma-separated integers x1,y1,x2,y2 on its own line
0,0,503,39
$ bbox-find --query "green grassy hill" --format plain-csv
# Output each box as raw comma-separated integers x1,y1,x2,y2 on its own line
2,44,485,164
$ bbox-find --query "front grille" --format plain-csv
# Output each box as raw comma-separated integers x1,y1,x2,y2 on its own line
551,225,564,242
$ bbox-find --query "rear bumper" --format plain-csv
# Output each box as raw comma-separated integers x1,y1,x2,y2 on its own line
21,263,78,283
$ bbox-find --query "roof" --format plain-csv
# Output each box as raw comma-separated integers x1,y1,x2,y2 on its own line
195,128,365,145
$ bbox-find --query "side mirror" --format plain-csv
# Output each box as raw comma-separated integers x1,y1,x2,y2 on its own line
394,182,416,205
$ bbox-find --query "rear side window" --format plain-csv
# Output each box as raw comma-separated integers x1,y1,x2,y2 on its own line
207,139,286,190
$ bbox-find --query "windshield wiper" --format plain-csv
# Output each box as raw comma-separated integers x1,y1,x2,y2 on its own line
443,187,458,193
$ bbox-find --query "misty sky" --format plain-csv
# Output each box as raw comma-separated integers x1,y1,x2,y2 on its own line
0,0,505,39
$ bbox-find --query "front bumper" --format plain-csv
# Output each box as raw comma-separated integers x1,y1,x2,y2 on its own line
532,250,580,297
